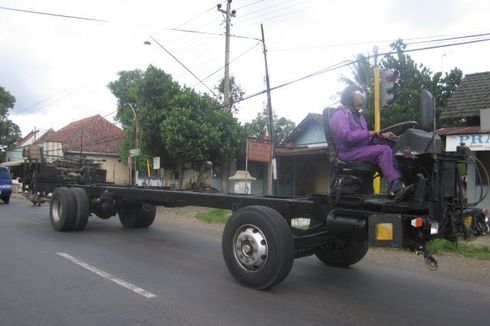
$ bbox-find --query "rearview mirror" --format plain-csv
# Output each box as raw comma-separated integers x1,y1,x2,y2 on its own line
420,90,435,131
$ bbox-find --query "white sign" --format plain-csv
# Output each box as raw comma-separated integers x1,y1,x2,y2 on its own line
153,157,160,170
445,134,490,152
129,148,141,157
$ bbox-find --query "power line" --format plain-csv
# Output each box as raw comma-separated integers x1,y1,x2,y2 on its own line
148,35,218,97
229,36,490,107
0,5,258,41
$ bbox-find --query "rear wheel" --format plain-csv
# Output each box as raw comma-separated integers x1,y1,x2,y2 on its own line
315,238,368,267
118,201,156,228
50,187,76,232
222,206,294,290
70,188,89,231
2,196,10,204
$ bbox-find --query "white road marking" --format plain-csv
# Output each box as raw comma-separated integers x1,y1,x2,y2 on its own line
56,252,157,299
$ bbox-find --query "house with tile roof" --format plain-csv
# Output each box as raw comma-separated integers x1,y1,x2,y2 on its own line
37,115,128,184
439,71,490,209
3,115,129,185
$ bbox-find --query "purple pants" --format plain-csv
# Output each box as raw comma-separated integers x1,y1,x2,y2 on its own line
339,144,401,184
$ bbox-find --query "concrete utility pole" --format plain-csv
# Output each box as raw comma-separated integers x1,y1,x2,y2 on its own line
217,0,236,111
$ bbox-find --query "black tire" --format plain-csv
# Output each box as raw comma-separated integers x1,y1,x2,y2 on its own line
50,187,77,232
70,188,89,231
222,206,294,290
3,196,10,204
118,202,156,228
315,238,368,268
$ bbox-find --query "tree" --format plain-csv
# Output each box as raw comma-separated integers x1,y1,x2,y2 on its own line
108,65,181,167
0,86,21,161
161,89,243,187
109,65,245,188
243,111,296,145
340,40,463,129
216,76,245,112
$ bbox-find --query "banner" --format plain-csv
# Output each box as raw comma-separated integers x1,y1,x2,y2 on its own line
247,140,271,162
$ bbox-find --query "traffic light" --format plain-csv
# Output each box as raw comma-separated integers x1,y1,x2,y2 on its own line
380,70,399,107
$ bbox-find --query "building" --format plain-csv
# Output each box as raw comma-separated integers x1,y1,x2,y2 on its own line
40,115,129,184
439,71,490,208
275,113,330,196
3,115,129,185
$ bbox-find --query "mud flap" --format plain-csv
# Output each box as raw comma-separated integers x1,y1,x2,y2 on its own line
368,214,403,248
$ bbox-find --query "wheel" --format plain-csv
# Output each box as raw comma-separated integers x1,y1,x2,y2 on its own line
315,238,368,268
50,187,77,232
70,188,89,231
118,201,156,228
222,206,294,290
2,196,10,204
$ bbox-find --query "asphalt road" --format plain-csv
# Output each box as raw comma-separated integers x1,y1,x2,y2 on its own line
1,197,489,326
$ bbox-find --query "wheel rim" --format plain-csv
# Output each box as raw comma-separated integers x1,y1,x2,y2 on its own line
232,224,268,272
51,197,62,224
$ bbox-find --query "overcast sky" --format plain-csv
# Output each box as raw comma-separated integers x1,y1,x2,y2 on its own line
1,0,489,137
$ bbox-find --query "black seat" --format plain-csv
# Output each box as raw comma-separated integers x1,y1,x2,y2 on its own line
323,107,378,195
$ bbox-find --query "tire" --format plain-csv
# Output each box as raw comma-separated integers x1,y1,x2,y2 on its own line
222,206,294,290
315,238,368,268
50,187,77,232
3,196,10,204
70,188,89,231
118,202,156,228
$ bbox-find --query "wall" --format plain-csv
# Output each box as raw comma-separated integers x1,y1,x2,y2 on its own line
295,122,326,146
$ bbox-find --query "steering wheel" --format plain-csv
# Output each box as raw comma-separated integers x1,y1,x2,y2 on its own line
380,121,418,134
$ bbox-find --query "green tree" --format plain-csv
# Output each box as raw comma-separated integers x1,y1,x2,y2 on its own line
161,91,243,187
243,111,296,145
216,76,245,112
0,86,21,161
108,65,181,167
341,40,463,129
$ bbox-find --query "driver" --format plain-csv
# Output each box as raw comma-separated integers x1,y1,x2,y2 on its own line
329,85,405,197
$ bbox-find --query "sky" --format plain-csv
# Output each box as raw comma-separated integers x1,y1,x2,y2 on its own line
1,0,489,137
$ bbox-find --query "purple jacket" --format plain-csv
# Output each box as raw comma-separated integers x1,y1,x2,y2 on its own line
329,105,371,154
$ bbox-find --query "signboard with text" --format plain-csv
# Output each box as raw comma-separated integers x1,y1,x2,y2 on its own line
247,140,272,162
445,134,490,152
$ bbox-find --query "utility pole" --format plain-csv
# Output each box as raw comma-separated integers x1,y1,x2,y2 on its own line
217,0,236,111
373,46,381,193
217,0,236,193
261,24,275,195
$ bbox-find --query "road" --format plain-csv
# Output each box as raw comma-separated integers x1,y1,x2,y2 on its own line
1,197,489,326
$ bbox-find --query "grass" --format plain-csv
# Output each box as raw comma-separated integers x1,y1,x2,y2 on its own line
427,238,490,260
196,208,232,224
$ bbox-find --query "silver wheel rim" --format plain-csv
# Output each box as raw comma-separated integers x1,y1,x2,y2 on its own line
232,224,268,272
51,197,62,224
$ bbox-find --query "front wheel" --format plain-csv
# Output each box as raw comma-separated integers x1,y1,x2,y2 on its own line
222,206,294,290
315,238,368,268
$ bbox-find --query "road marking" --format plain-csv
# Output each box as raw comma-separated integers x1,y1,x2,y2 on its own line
56,252,157,299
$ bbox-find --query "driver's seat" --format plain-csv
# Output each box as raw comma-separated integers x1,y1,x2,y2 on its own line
323,107,378,195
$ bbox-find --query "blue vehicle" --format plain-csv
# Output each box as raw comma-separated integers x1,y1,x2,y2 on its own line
0,167,12,204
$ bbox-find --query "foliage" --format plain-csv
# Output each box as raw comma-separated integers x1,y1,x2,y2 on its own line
109,65,244,183
0,86,21,160
196,208,231,224
108,65,183,167
427,239,490,261
160,97,244,172
216,76,245,112
243,111,296,145
340,40,463,129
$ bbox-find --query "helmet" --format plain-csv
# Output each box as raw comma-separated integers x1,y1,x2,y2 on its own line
340,85,366,109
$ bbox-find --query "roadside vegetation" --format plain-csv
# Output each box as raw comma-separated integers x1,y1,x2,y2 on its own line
427,239,490,261
196,208,231,224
